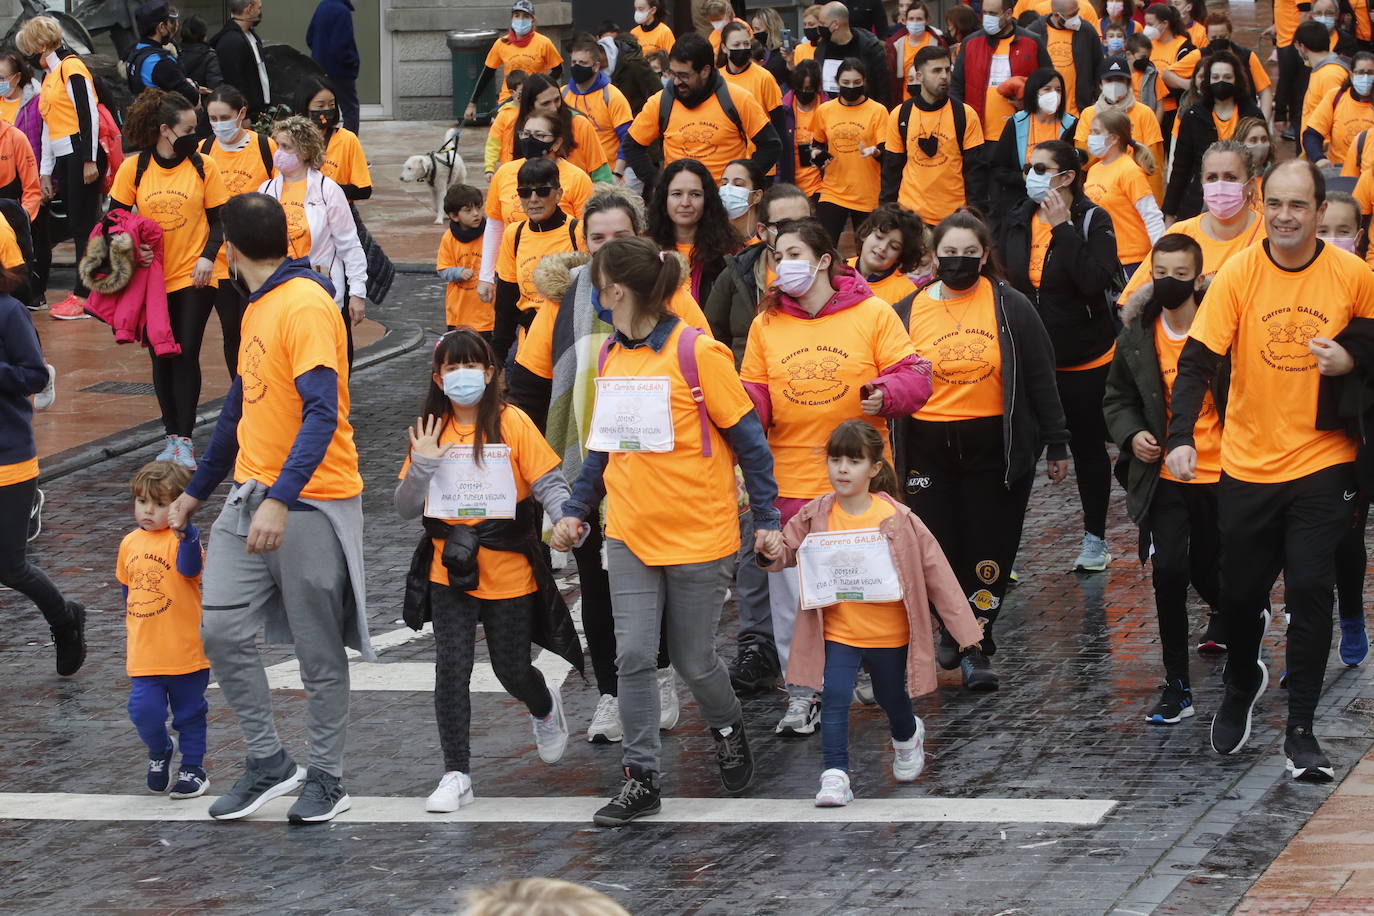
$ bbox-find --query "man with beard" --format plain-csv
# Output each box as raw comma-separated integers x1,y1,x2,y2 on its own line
622,32,780,194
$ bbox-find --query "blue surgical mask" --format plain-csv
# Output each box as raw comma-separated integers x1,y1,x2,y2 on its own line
1025,168,1061,202
1107,36,1125,53
1355,73,1374,96
983,13,1002,34
1087,133,1111,157
443,367,488,406
511,17,533,36
211,119,240,142
718,183,752,219
0,80,11,97
1314,14,1336,30
591,284,614,324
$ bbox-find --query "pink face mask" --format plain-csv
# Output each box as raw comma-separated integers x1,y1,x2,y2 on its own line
1321,235,1359,253
273,149,302,174
1106,1,1124,14
1202,180,1247,220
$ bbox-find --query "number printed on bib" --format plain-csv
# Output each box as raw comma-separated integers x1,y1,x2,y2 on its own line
425,444,518,519
586,376,675,452
797,528,902,609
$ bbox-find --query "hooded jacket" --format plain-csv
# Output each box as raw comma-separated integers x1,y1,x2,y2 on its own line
82,210,177,356
704,240,769,367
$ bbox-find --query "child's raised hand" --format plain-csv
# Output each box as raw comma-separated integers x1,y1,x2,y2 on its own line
408,415,446,459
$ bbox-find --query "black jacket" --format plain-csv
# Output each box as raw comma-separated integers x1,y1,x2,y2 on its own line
989,111,1077,231
999,193,1121,367
704,241,767,367
816,26,893,106
211,23,270,113
891,277,1071,487
1163,97,1262,218
178,42,222,93
845,0,890,35
1026,17,1104,113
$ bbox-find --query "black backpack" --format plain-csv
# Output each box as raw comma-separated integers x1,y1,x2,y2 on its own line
133,149,206,188
657,76,747,143
896,96,967,158
199,133,273,178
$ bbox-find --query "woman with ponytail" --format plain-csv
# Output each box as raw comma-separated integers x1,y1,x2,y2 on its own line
1085,109,1164,278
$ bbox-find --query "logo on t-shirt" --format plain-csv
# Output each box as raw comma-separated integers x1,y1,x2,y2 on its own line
241,336,269,403
1259,305,1326,371
146,189,191,231
829,118,866,154
127,561,172,618
933,328,995,383
781,345,850,405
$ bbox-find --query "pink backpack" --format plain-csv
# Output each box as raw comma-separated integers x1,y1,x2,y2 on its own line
597,325,713,457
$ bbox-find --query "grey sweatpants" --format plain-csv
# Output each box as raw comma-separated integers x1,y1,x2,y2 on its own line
607,538,741,774
202,497,351,777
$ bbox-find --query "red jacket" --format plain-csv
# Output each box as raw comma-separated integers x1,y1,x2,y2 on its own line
84,211,177,356
954,28,1048,120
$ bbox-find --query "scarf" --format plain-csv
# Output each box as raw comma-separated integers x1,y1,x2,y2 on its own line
546,262,612,484
504,28,535,48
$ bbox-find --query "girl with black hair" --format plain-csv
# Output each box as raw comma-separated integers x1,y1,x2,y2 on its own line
395,327,576,813
811,57,887,246
1163,50,1260,222
647,157,743,306
293,75,372,202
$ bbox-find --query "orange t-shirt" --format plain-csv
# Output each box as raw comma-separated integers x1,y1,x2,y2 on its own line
981,39,1019,139
109,153,231,292
0,95,21,125
854,262,918,305
740,296,915,498
517,283,710,380
794,40,817,62
437,225,490,330
397,406,558,596
235,276,362,499
1190,241,1374,483
38,57,92,142
1303,62,1350,135
821,497,909,648
1276,0,1301,45
488,104,519,170
484,32,563,101
631,22,675,56
1307,87,1374,167
205,133,277,281
1119,210,1266,303
628,83,771,181
1149,35,1189,112
812,97,887,211
279,177,311,261
117,527,209,677
793,100,823,196
1024,114,1065,162
885,98,984,223
562,82,633,167
722,61,782,113
1028,214,1052,289
1044,28,1079,116
1212,109,1238,141
1085,154,1156,263
497,216,585,320
896,32,936,98
1156,317,1221,484
600,321,753,564
321,127,371,191
907,278,1004,422
0,456,38,486
0,216,23,270
1012,0,1099,23
486,157,592,224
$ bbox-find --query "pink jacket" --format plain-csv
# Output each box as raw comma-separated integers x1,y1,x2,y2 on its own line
85,211,177,356
766,491,984,698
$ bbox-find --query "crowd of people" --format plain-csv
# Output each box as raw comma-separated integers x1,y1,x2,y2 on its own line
2,0,1374,829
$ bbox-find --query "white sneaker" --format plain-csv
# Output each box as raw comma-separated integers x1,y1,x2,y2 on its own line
892,718,926,782
658,666,680,731
425,771,474,812
853,670,875,705
34,363,55,410
814,768,852,807
775,694,821,736
531,677,568,763
587,693,623,744
155,435,177,462
172,436,197,469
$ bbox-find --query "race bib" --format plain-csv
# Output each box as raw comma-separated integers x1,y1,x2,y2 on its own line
797,528,902,609
821,58,842,93
988,54,1011,88
425,444,518,519
586,376,675,452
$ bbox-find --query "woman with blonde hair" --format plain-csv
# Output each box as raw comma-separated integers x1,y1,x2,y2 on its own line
748,7,790,86
257,115,367,357
16,16,103,320
1085,109,1163,278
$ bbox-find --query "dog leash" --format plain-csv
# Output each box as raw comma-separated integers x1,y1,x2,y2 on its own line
426,128,463,189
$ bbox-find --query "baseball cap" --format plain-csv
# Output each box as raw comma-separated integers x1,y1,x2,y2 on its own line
136,0,176,35
1101,56,1130,79
511,0,535,14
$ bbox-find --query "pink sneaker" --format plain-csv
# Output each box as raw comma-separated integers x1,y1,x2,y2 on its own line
49,293,88,320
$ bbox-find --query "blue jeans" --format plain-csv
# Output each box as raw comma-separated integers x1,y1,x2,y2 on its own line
128,669,211,767
821,642,916,773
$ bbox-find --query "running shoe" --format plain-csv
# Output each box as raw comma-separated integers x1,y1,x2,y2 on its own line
711,718,754,793
531,677,568,763
729,646,779,694
1074,532,1111,572
1284,724,1335,783
593,766,661,827
34,363,55,410
425,771,474,812
171,436,197,469
146,747,174,793
586,693,622,744
208,753,305,820
49,293,87,320
170,766,209,799
815,768,853,807
937,628,960,670
960,646,999,691
775,693,820,736
51,601,86,676
1340,616,1369,667
1146,681,1195,724
287,767,351,824
657,666,680,730
853,669,876,705
892,718,926,782
155,435,177,463
1197,614,1227,654
1210,660,1268,754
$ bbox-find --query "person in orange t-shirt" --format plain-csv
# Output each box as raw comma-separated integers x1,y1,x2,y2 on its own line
170,192,367,823
790,61,827,197
718,22,787,181
631,0,675,56
551,237,781,826
118,460,212,799
501,75,613,182
295,78,373,201
561,37,633,177
811,58,888,244
463,0,563,119
1084,110,1164,271
395,328,577,809
1164,161,1374,775
109,89,232,466
1104,234,1225,724
437,184,491,335
847,204,924,305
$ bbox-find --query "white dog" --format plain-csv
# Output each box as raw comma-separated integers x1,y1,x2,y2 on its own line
399,127,468,224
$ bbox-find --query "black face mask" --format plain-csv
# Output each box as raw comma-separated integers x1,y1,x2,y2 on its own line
937,255,982,291
520,135,555,159
1132,57,1149,73
1153,276,1196,310
570,63,595,83
838,84,865,102
1207,37,1231,52
753,30,768,44
1210,80,1237,101
804,26,822,42
171,133,200,158
728,47,752,67
816,25,832,43
795,89,818,105
907,82,921,98
313,107,340,131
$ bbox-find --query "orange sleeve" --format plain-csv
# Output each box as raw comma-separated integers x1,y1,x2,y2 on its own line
497,222,518,282
669,285,713,333
515,304,555,378
437,231,457,270
870,300,918,369
628,92,665,147
1126,166,1153,203
885,105,906,153
697,335,754,428
484,40,504,69
487,168,509,220
1343,132,1367,177
756,70,782,111
11,132,38,220
609,89,633,129
1356,169,1374,214
565,170,592,218
0,222,21,269
961,103,984,149
348,134,372,188
1189,267,1241,355
543,34,563,70
1169,51,1199,80
1307,90,1337,140
202,157,231,209
739,316,768,385
1353,261,1374,316
732,86,771,140
811,105,829,144
116,536,131,585
1249,54,1272,92
109,154,137,207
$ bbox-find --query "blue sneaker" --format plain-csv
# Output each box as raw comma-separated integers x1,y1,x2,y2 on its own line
154,435,177,462
170,765,209,799
146,748,174,793
1340,616,1368,667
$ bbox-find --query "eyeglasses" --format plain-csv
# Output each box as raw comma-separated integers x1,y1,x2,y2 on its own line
1022,163,1064,176
516,129,554,142
666,69,696,83
517,185,555,198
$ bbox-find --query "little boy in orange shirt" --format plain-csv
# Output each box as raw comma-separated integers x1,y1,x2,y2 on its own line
436,183,492,339
116,461,211,799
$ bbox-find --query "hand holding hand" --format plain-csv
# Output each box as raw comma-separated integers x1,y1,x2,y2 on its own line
754,529,783,561
1047,458,1069,482
551,517,585,552
167,492,203,533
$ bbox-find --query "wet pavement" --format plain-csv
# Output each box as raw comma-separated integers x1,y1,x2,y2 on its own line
3,266,1373,916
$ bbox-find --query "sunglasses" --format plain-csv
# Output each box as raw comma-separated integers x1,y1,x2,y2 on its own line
517,185,555,198
1022,163,1064,176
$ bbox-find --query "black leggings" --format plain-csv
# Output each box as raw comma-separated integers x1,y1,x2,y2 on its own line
1335,498,1369,622
150,285,216,438
431,584,552,773
1055,364,1112,538
0,476,71,628
213,279,246,376
56,152,103,298
1147,479,1221,684
816,200,868,247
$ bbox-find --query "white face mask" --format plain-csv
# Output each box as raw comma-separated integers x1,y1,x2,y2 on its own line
1063,14,1082,30
1143,24,1160,40
1101,80,1128,103
983,13,1003,34
633,8,650,24
1038,90,1061,114
711,18,727,31
511,17,533,36
1087,133,1112,157
718,183,753,219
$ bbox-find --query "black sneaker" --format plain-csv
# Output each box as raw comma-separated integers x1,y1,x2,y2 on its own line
936,628,960,670
51,602,86,677
27,488,43,542
208,753,305,820
1145,681,1195,724
712,718,755,793
1284,725,1335,783
729,647,779,694
593,766,662,827
288,766,351,824
960,647,999,691
1198,614,1227,654
1210,660,1268,754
